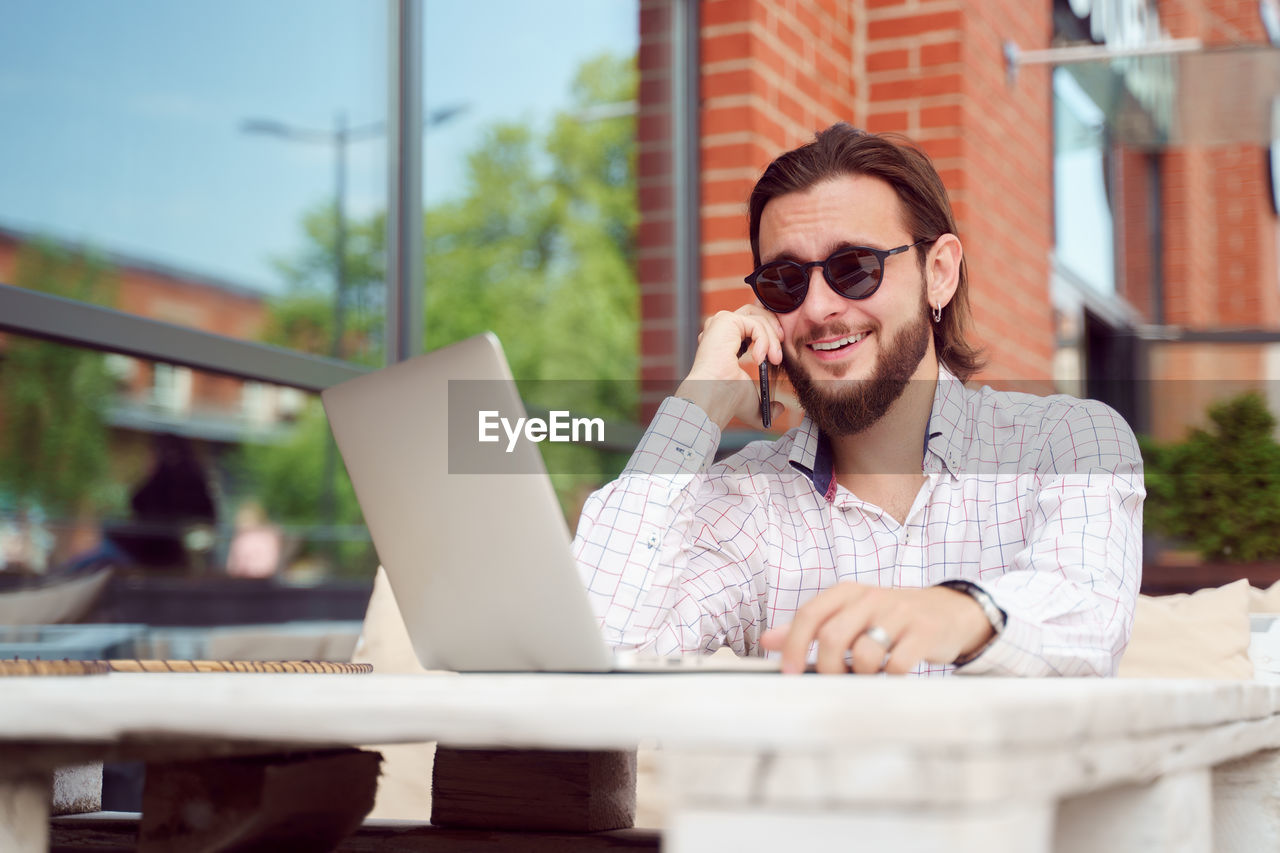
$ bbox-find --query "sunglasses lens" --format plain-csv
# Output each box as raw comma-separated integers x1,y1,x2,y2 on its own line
826,249,881,298
752,264,807,313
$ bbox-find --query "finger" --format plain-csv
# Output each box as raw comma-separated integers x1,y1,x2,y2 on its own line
758,626,786,651
779,586,862,674
882,633,926,675
813,605,874,674
849,631,893,674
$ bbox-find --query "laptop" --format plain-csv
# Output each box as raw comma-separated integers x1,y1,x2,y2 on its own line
322,332,779,673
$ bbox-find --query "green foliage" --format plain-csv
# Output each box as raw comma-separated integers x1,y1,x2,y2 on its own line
238,52,640,566
1141,392,1280,562
231,399,375,577
0,243,125,517
423,52,639,508
264,205,386,366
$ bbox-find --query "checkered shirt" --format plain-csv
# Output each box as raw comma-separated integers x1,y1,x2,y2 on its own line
571,366,1145,676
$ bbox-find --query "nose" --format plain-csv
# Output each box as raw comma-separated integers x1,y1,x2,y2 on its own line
799,264,845,323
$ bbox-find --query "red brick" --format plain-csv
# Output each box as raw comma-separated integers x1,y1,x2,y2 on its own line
703,214,747,243
867,10,962,41
920,103,962,128
641,326,674,356
638,183,673,213
641,290,676,319
702,105,753,138
867,48,911,72
868,78,916,103
919,136,962,160
638,38,671,72
703,251,754,280
704,177,754,207
637,111,672,145
637,255,674,284
703,31,752,66
701,68,755,101
921,40,961,66
867,110,909,132
638,149,672,179
701,0,752,28
638,220,671,248
918,72,963,98
639,1,671,37
702,140,760,172
702,287,755,316
639,77,672,108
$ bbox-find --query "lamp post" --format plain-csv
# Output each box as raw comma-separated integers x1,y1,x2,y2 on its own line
241,106,466,573
241,114,386,360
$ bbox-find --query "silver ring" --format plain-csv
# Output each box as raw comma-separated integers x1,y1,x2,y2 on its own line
864,625,892,648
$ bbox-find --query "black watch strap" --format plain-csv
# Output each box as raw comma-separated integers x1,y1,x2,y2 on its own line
938,579,1006,665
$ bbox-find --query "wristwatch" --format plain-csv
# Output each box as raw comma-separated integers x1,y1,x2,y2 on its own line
938,579,1006,666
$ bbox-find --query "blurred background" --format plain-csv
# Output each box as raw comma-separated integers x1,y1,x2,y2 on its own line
1,0,1279,657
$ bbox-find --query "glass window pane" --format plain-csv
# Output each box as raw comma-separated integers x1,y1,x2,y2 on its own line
423,0,641,517
0,323,375,635
0,1,388,365
1054,67,1116,295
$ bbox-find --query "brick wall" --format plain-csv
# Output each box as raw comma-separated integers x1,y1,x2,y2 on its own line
635,0,1278,408
1155,0,1278,330
699,0,857,320
637,0,682,405
637,0,1058,396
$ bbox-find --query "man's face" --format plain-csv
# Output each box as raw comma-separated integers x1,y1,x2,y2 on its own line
756,174,935,435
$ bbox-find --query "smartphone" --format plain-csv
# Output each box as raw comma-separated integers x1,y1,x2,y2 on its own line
758,360,771,429
738,340,771,428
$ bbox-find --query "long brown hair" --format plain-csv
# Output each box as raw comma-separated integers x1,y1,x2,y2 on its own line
748,123,984,381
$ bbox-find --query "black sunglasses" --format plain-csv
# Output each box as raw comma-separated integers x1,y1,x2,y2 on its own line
745,239,933,314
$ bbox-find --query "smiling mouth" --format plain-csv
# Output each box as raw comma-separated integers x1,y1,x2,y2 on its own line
808,332,867,353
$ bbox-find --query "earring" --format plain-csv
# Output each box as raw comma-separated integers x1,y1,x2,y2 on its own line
933,304,942,323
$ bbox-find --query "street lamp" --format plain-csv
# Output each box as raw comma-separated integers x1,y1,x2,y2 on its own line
241,106,466,572
241,114,386,360
242,105,468,358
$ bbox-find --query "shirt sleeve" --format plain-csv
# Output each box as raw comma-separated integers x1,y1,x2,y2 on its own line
571,397,771,656
956,399,1145,677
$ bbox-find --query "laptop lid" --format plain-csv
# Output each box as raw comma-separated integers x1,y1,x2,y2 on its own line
322,332,613,672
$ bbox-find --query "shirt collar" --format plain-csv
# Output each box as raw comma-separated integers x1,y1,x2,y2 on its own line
787,363,969,503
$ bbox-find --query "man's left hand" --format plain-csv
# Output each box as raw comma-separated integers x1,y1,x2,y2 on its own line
758,582,994,674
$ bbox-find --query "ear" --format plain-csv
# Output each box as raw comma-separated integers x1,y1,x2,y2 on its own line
925,233,962,312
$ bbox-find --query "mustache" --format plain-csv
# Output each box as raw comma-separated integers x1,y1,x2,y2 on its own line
789,323,867,350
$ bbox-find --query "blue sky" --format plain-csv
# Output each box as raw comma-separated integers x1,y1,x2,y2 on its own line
0,0,637,292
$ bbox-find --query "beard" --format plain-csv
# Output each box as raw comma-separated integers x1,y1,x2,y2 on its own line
782,301,932,437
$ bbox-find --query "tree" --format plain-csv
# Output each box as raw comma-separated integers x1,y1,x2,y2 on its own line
1141,392,1280,562
0,243,124,525
239,51,640,555
422,53,639,508
262,204,386,366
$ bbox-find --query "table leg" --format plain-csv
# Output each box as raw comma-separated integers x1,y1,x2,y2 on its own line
0,771,51,853
431,747,636,832
664,802,1054,853
1212,747,1280,852
137,748,380,853
1055,768,1212,853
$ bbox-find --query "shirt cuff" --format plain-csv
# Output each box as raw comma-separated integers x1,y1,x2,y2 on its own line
952,606,1040,676
621,396,721,480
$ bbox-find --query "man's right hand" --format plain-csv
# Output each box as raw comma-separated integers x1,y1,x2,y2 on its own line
675,305,785,430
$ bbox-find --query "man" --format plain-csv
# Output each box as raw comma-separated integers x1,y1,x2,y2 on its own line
572,124,1143,676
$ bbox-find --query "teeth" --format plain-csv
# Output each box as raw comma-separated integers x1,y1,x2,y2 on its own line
811,333,866,351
